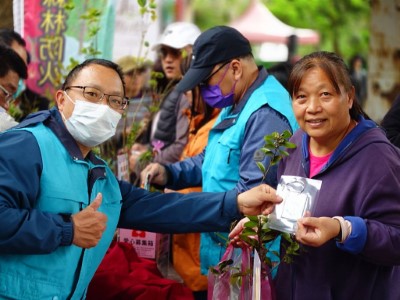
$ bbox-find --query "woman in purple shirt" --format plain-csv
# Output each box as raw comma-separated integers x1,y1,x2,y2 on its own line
231,51,400,300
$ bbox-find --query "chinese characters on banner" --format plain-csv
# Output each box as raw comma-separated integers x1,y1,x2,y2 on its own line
37,0,66,89
15,0,115,97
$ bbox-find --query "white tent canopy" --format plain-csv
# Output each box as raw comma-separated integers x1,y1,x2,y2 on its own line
230,0,320,45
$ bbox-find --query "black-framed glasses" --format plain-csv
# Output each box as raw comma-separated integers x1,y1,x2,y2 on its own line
65,86,129,110
0,84,14,104
199,60,231,87
157,46,182,59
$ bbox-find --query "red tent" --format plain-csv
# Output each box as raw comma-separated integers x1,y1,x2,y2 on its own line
230,0,320,45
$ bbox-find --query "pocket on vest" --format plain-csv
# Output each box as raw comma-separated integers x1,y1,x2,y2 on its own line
0,271,63,299
35,194,88,214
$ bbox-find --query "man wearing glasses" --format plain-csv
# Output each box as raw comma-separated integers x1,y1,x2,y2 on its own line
0,58,283,299
0,44,27,131
142,26,300,278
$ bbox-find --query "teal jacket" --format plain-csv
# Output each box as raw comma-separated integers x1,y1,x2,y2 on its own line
0,123,121,299
200,71,298,274
0,108,245,299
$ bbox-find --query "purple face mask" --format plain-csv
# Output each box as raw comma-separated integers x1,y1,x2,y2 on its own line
200,65,237,108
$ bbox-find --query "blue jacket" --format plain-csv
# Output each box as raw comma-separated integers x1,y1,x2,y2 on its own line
166,69,299,274
0,108,243,299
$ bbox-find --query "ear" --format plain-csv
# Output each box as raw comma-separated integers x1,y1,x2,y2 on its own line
347,86,355,109
55,90,66,112
230,59,242,80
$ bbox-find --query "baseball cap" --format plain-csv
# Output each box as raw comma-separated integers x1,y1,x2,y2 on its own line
176,26,252,92
153,22,201,50
116,56,151,74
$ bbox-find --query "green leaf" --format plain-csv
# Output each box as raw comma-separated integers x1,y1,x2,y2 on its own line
284,141,297,149
247,215,259,222
281,130,292,139
281,232,292,242
279,150,290,157
256,161,266,173
137,0,147,7
243,220,258,228
239,235,259,248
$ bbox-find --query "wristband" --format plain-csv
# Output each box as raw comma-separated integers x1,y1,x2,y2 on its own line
332,216,349,243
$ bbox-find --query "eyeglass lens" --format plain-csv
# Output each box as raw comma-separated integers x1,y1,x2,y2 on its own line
0,85,12,102
159,47,181,59
82,86,128,109
200,61,231,87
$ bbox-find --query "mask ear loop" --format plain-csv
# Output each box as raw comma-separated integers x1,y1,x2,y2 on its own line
216,63,231,85
221,63,238,96
63,91,76,105
61,91,76,122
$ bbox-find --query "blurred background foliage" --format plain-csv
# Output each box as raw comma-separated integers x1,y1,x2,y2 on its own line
192,0,370,63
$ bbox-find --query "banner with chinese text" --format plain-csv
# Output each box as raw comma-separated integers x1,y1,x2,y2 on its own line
14,0,115,98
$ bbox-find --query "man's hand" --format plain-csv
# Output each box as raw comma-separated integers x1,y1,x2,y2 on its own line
237,184,282,216
71,193,107,248
140,163,167,186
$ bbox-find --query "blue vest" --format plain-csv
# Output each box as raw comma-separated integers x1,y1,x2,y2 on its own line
0,124,122,299
200,75,297,274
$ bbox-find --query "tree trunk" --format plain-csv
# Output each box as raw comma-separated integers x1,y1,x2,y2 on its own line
366,0,400,123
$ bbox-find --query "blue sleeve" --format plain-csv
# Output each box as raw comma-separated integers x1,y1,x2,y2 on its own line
0,130,73,254
336,216,367,254
164,150,204,189
118,180,241,233
237,106,293,192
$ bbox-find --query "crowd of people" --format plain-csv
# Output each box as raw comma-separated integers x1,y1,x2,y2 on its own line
0,21,400,300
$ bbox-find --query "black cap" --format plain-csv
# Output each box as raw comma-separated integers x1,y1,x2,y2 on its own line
176,26,252,92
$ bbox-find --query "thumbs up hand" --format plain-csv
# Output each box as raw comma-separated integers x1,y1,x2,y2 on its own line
71,193,108,248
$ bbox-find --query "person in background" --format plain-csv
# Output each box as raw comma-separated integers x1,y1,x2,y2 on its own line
0,44,27,131
0,28,28,64
267,61,292,90
0,58,283,300
381,94,400,148
349,54,367,108
0,28,50,121
168,86,220,300
15,51,51,121
129,22,201,175
230,51,400,300
142,26,298,283
114,55,153,149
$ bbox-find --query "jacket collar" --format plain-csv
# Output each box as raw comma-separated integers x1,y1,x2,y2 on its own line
301,116,378,176
213,66,268,130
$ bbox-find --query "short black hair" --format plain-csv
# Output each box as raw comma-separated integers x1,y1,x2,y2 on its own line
0,44,28,79
61,58,126,95
0,29,29,64
0,29,26,47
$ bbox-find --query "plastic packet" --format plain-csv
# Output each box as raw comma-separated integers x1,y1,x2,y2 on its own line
267,175,322,234
208,245,252,300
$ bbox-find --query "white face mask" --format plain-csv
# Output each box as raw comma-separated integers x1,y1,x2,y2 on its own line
62,91,122,147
